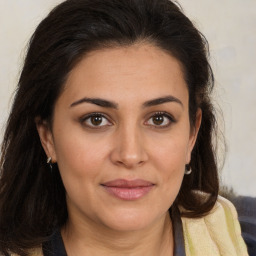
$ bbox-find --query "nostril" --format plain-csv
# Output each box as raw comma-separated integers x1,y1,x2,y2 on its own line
114,158,145,169
109,134,148,168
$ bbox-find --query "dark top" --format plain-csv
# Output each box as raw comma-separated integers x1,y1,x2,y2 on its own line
231,196,256,256
42,207,186,256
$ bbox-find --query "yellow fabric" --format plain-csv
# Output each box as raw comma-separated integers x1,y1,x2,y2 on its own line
11,247,42,256
181,196,248,256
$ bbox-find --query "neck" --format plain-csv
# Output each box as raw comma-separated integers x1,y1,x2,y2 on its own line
61,212,174,256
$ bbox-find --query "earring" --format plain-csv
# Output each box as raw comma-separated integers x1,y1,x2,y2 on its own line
185,165,192,175
47,157,53,170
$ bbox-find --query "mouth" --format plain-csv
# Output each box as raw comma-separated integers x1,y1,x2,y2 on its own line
101,179,155,201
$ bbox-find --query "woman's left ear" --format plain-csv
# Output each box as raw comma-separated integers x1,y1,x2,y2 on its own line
186,108,202,163
35,117,57,163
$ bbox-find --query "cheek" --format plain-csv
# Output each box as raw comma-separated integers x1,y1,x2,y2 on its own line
148,129,190,197
152,146,185,211
150,131,190,171
53,129,111,182
52,132,112,211
158,146,185,194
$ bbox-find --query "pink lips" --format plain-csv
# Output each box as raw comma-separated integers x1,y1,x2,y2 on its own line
101,179,154,201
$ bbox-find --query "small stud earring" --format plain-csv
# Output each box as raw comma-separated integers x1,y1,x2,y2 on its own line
47,157,53,170
185,165,192,175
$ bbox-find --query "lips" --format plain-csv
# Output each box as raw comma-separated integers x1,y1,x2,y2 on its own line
101,179,154,201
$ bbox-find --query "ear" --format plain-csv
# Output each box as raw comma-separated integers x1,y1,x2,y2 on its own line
35,117,57,163
186,108,202,164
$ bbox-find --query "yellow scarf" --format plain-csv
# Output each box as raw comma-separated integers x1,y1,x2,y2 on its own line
181,196,248,256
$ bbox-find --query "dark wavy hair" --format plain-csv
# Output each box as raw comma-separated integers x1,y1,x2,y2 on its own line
0,0,219,254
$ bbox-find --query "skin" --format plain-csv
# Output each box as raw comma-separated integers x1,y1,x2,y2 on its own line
37,43,201,255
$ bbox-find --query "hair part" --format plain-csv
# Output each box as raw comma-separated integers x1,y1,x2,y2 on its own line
0,0,219,254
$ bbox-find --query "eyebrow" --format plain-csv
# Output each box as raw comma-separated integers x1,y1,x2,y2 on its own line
70,97,118,109
143,95,183,108
70,95,183,109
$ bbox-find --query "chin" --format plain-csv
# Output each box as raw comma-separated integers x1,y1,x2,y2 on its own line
99,208,165,232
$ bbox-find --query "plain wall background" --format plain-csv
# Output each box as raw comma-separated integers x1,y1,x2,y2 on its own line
0,0,255,196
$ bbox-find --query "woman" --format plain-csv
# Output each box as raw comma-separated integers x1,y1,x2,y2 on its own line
0,0,248,255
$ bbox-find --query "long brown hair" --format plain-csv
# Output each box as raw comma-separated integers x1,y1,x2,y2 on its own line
0,0,219,255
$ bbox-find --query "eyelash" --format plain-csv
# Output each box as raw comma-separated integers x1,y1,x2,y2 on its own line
79,111,176,129
145,111,176,129
80,112,112,129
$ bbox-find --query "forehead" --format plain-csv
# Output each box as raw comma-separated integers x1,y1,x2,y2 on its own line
60,43,188,106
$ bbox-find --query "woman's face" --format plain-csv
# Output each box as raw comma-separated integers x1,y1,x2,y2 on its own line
38,43,201,231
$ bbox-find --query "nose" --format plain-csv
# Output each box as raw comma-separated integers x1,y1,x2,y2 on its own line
110,125,148,169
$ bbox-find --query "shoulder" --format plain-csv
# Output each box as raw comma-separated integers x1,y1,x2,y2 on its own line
180,195,248,256
230,196,256,256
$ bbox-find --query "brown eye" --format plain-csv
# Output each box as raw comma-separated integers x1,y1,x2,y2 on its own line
91,116,103,126
145,112,175,128
152,115,164,125
81,113,112,128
